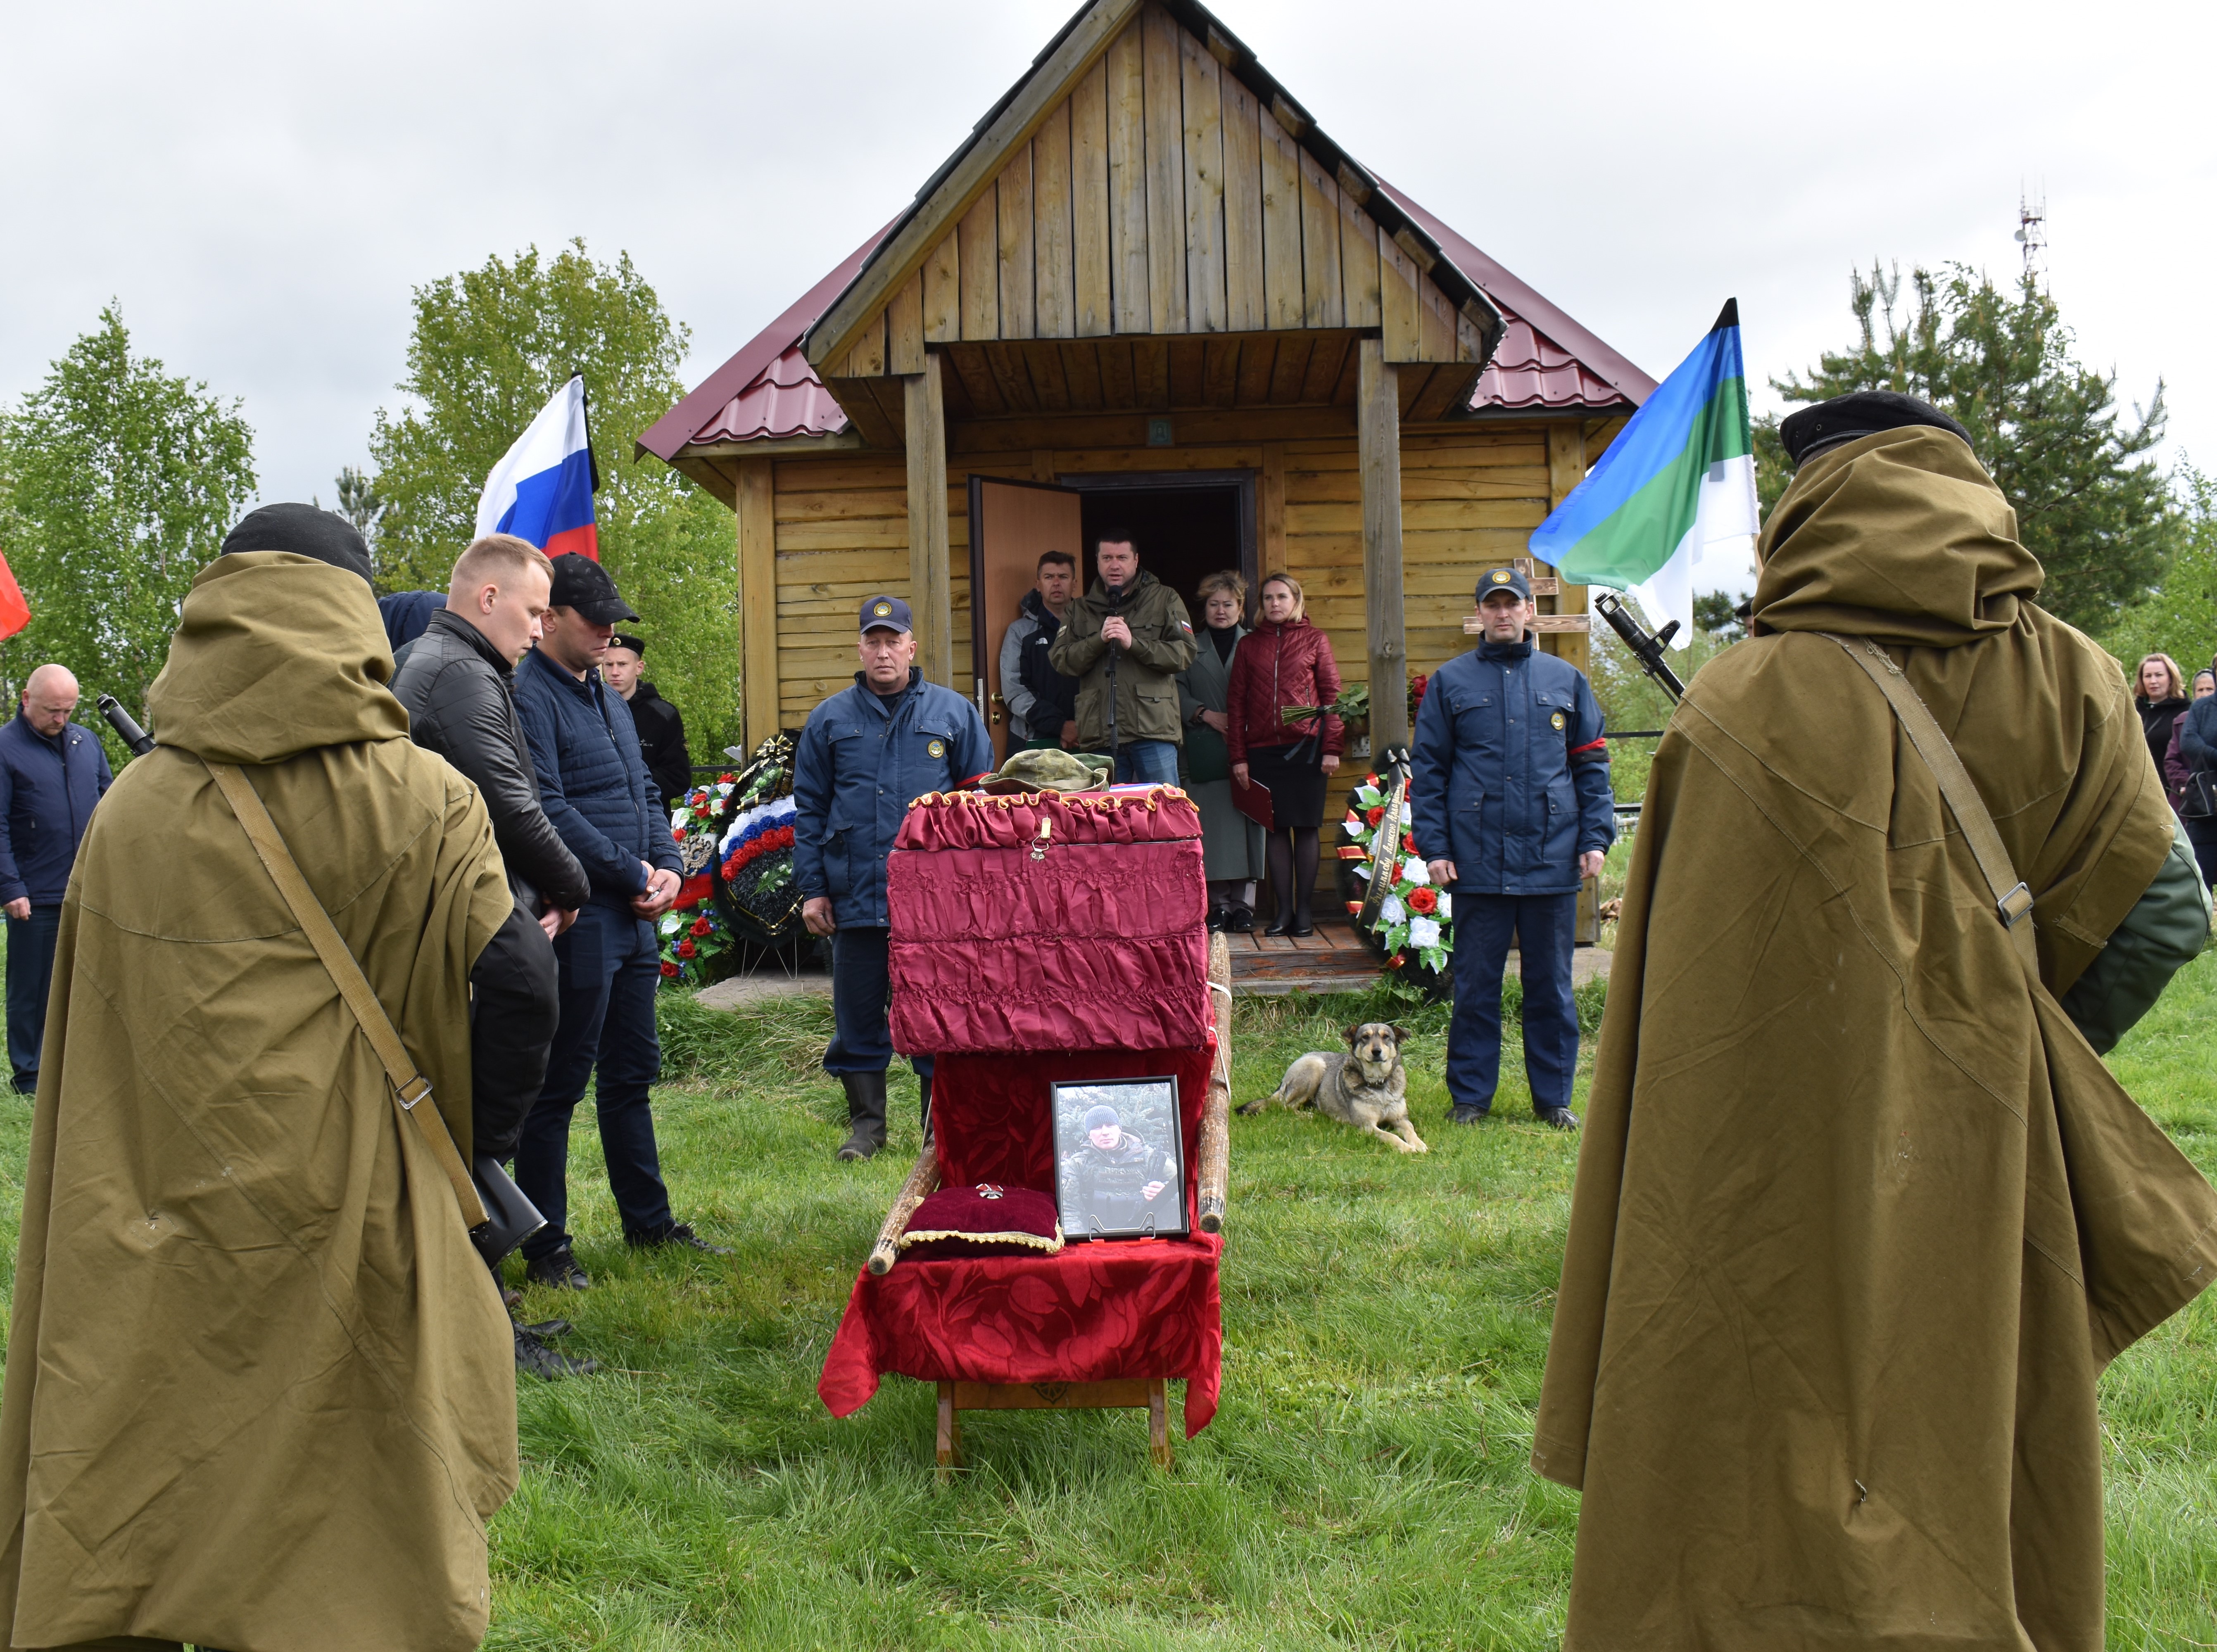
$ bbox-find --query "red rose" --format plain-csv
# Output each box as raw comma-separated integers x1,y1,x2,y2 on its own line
1406,885,1438,915
1365,805,1385,826
691,915,713,937
660,961,680,978
1402,832,1417,854
677,938,697,959
718,773,736,784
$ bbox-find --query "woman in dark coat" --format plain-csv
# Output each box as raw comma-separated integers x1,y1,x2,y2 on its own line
2134,652,2190,779
1226,573,1341,936
2164,669,2214,810
2176,657,2217,887
1176,570,1264,931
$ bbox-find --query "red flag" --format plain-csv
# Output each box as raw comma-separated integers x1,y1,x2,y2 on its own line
0,551,29,640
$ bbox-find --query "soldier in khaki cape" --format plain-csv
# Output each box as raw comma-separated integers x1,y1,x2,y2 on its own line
0,506,528,1652
1535,394,2217,1651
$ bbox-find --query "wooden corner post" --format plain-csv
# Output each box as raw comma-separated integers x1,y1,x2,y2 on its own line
904,354,954,687
1357,339,1409,752
736,456,777,750
1545,423,1590,676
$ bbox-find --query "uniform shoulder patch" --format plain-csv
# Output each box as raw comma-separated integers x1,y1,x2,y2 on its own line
1550,710,1567,731
927,738,946,758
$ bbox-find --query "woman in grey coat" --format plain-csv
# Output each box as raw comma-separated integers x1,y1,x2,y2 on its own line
1178,569,1265,931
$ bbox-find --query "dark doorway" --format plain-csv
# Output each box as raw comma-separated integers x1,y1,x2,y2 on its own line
1060,470,1257,622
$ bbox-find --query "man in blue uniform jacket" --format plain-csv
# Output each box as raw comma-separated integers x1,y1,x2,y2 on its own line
794,596,993,1161
1411,566,1615,1130
0,665,110,1094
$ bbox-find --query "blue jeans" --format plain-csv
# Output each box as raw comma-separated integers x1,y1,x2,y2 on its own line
5,904,59,1092
1448,891,1580,1116
516,903,677,1259
824,925,932,1080
1114,739,1180,786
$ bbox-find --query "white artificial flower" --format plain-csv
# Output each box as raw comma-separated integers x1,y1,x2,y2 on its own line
1403,856,1430,885
1408,916,1441,948
1381,892,1406,925
1344,816,1365,838
1436,892,1453,921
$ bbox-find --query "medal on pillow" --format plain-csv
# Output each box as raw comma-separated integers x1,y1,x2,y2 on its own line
897,1184,1065,1261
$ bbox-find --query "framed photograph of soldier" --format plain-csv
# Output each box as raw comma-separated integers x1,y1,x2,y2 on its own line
1050,1076,1189,1241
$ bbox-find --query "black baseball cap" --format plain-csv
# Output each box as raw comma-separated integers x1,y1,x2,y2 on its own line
1476,566,1532,603
608,632,646,656
859,594,913,634
548,553,639,624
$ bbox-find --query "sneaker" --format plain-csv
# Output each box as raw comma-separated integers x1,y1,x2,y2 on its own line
525,1246,591,1291
628,1222,732,1256
515,1322,598,1379
1536,1107,1580,1131
1448,1104,1489,1126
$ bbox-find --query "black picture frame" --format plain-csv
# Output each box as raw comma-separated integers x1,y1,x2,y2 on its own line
1049,1075,1189,1242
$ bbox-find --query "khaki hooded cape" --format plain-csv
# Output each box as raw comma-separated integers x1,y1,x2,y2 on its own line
0,553,518,1652
1533,429,2217,1650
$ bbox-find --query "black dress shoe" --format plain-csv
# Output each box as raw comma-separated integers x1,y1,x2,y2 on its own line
522,1317,574,1338
1536,1107,1581,1131
1287,914,1314,938
525,1246,591,1291
1449,1104,1489,1125
1224,907,1255,933
629,1221,733,1256
1263,913,1293,937
515,1322,598,1379
1205,904,1228,932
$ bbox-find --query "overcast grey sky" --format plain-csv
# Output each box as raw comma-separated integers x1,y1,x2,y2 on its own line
4,0,2210,510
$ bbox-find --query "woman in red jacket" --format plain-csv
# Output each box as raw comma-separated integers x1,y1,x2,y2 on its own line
1228,573,1342,935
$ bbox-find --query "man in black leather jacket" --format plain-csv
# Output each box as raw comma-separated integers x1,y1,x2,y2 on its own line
390,532,591,1377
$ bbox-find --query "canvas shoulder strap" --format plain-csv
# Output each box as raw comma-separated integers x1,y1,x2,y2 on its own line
203,759,487,1229
1822,634,2039,971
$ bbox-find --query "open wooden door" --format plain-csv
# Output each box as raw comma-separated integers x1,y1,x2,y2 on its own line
968,476,1084,766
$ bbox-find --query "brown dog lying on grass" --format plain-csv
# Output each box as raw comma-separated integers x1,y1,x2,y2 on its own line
1238,1023,1426,1154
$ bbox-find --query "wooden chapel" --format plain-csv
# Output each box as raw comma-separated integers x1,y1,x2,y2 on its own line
637,0,1655,833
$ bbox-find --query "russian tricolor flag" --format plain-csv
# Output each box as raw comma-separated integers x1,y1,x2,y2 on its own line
475,374,601,560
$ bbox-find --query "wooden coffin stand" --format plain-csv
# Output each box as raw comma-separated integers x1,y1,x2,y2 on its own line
864,933,1235,1478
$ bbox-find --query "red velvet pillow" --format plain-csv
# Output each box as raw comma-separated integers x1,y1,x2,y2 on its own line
898,1184,1064,1262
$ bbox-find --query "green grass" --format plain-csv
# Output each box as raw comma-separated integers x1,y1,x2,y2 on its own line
1,948,2213,1646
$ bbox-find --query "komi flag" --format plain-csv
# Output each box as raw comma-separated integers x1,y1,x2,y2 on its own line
1530,300,1756,648
475,374,601,560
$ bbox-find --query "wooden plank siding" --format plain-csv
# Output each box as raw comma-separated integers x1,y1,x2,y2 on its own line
820,1,1479,413
759,425,1570,737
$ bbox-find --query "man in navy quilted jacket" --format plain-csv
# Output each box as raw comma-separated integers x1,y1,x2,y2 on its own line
0,665,110,1094
1411,567,1615,1131
513,554,726,1291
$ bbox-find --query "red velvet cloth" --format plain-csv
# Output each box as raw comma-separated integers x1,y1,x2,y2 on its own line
818,1044,1224,1436
887,789,1209,1054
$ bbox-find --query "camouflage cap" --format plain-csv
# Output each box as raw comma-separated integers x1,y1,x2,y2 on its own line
978,747,1112,794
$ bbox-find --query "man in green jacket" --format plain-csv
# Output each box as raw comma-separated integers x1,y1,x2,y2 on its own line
1048,528,1198,784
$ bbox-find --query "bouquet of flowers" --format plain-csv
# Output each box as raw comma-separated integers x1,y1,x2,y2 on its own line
1340,770,1452,982
658,904,733,986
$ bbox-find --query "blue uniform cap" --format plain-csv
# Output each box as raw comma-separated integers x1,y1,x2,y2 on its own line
1476,567,1532,603
859,595,913,634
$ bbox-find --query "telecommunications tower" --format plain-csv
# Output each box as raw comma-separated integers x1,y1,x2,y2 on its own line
2014,188,2047,280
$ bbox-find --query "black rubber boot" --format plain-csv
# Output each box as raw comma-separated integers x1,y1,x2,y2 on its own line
838,1071,889,1161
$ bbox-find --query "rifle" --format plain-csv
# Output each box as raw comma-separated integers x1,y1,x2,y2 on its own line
1592,591,1685,703
97,694,157,757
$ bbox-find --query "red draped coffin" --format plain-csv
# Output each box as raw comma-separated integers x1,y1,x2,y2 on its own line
819,785,1224,1437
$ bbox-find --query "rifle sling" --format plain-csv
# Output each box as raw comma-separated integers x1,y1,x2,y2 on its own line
203,759,487,1229
1822,634,2039,972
